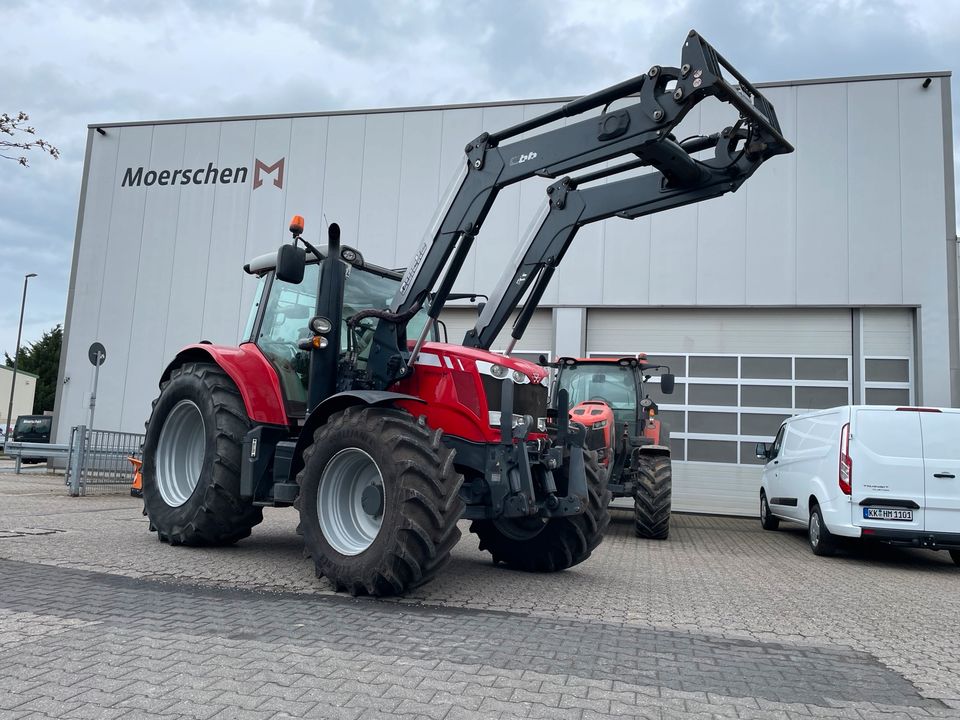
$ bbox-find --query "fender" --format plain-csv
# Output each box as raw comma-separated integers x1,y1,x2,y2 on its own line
291,390,426,478
636,444,671,457
160,343,288,426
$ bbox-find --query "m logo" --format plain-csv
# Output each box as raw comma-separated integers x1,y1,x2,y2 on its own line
253,158,285,189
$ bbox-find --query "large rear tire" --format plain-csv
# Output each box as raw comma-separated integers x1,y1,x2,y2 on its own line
633,455,671,540
470,450,610,572
296,407,464,596
142,362,263,546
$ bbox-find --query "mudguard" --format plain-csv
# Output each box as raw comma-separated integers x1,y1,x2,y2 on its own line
160,343,288,426
291,390,427,477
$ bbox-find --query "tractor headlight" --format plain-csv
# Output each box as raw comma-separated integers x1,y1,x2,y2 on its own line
310,316,333,334
489,363,508,379
488,411,524,428
511,370,526,383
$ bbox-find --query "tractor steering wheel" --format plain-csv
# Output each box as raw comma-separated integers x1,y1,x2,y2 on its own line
590,396,612,406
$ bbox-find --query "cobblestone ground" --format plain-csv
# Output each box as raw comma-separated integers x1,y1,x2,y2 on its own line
1,463,959,719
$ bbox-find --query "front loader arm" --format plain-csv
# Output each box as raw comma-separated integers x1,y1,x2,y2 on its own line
368,29,792,388
465,121,792,351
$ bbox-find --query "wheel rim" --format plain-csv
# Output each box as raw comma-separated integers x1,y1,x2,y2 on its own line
493,516,547,541
317,448,385,556
810,512,821,546
155,399,206,508
760,495,768,522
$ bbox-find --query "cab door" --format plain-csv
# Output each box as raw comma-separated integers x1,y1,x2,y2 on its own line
763,425,788,518
918,409,960,534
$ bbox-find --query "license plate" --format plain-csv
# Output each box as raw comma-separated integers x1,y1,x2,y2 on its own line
863,507,913,521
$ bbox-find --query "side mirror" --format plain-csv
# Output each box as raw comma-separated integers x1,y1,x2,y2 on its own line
755,442,770,460
660,373,676,395
276,244,306,284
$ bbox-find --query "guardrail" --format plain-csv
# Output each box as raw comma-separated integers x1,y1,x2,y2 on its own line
3,441,71,473
4,427,145,496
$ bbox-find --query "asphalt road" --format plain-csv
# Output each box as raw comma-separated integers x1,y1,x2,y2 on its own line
1,463,958,719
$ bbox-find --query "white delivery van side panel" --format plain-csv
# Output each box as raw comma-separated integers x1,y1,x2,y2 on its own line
918,410,960,534
779,409,848,528
850,408,925,532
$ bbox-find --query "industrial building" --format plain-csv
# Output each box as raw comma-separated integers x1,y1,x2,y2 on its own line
54,70,957,515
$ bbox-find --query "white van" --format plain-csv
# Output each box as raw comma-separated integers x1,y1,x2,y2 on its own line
756,405,960,565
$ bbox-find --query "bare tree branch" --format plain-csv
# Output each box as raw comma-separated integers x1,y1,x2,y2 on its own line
1,112,60,167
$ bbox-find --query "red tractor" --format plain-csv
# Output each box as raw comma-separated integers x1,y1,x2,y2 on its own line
140,31,792,595
551,355,675,539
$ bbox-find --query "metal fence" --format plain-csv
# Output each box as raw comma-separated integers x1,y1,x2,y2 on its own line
65,426,145,496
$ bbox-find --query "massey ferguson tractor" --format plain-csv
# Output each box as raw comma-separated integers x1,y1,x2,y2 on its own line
550,356,676,540
141,30,793,596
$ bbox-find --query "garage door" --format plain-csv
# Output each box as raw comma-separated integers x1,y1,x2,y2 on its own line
587,308,859,515
439,307,553,363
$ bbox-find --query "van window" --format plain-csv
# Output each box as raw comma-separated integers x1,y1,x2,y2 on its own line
769,425,786,460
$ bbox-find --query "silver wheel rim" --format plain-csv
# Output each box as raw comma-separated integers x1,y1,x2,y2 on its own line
317,448,385,556
760,495,768,521
810,512,821,546
156,399,206,508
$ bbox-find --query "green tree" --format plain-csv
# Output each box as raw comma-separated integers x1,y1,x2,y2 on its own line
1,112,60,166
5,324,62,414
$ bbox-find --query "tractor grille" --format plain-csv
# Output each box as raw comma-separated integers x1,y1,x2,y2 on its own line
481,376,548,420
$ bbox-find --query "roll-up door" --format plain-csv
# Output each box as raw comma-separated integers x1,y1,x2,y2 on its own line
586,308,859,515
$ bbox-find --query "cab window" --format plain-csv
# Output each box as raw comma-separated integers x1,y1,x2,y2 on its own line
768,425,786,460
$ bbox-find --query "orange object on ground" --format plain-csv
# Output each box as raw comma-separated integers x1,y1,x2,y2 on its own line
128,456,143,498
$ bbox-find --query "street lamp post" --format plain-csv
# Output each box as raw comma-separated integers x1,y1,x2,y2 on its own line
5,273,37,437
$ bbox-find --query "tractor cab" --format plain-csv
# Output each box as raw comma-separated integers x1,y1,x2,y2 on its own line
551,356,674,475
242,229,434,417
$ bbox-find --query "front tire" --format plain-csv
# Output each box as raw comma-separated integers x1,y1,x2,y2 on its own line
634,455,672,540
760,491,780,530
470,449,610,572
142,362,263,546
296,407,464,596
808,503,836,556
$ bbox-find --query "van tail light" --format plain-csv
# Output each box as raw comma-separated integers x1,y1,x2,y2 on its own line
838,422,852,495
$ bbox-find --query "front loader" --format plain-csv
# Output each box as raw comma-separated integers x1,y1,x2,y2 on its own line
141,30,793,596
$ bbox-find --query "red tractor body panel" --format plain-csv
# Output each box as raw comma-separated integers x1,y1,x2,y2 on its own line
393,342,549,445
163,343,288,427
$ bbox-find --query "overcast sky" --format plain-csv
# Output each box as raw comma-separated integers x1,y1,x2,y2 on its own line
1,0,957,360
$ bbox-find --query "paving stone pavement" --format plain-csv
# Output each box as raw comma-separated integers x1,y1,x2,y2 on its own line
1,465,959,719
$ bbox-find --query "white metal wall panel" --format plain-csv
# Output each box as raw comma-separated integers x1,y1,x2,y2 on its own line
321,115,367,251
395,111,445,269
744,85,799,305
796,83,849,304
357,114,404,256
94,125,153,431
121,123,187,430
848,82,903,304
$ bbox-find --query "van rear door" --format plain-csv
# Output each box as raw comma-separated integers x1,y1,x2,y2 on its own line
850,408,925,531
918,409,960,534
